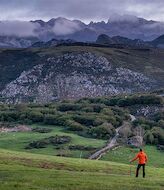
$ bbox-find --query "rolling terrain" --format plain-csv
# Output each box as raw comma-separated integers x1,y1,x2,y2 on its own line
0,4,164,190
0,94,163,190
0,148,164,190
0,41,164,190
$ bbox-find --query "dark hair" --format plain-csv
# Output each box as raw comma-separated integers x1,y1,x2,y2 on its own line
140,148,143,152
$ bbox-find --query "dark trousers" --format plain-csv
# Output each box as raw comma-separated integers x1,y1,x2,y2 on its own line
136,164,145,178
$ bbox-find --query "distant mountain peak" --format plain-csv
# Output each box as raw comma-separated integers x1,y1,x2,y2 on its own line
1,16,164,48
96,34,150,48
47,17,74,24
151,34,164,48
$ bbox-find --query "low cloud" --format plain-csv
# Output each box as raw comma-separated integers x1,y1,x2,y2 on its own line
109,14,139,23
52,19,81,35
0,21,39,37
0,19,81,37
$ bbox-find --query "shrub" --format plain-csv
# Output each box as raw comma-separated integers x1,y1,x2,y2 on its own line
57,103,82,112
26,139,49,149
28,111,44,122
153,112,164,122
158,120,164,129
32,127,52,133
73,115,103,127
15,104,28,112
81,106,94,112
23,119,33,125
0,111,19,122
93,118,104,126
133,118,155,129
104,97,120,106
92,104,104,113
151,127,164,145
101,108,114,116
40,108,56,115
88,123,115,139
73,115,95,126
117,95,163,107
66,120,85,131
44,114,67,126
145,131,154,144
48,136,71,145
68,145,97,151
25,135,71,149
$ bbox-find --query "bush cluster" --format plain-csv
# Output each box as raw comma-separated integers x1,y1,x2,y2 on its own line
26,135,71,149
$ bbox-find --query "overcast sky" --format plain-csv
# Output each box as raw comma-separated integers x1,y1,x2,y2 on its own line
0,0,164,23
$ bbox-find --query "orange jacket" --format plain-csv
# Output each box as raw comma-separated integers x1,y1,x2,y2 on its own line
131,151,148,164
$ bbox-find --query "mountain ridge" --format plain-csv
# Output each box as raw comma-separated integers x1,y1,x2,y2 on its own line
1,15,164,48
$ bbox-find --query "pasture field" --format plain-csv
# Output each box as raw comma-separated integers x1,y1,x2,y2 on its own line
101,145,164,168
0,149,164,190
0,125,106,158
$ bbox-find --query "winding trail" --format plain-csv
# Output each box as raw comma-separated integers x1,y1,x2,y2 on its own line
89,125,124,160
89,114,136,160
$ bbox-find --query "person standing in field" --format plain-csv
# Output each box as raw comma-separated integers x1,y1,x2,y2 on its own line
130,148,148,178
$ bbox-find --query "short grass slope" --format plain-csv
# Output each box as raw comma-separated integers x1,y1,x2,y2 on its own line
0,149,164,190
0,125,105,158
101,146,164,168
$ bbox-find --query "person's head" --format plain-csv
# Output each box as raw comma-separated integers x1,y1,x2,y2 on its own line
140,148,143,152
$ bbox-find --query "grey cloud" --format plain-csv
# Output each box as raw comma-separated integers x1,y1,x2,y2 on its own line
52,18,81,35
109,14,140,22
0,21,39,37
0,0,164,22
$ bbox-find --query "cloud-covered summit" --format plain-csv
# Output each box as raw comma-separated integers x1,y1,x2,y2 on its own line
1,15,164,48
52,18,81,36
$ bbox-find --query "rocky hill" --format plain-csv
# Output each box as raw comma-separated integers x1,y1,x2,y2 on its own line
0,46,164,103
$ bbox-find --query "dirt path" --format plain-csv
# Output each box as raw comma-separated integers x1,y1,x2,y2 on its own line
89,125,123,160
89,114,136,160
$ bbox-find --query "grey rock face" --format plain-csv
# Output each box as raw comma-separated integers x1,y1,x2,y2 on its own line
128,136,143,148
130,105,164,118
0,52,156,103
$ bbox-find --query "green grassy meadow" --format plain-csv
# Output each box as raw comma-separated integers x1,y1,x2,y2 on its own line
0,125,106,158
0,148,164,190
0,126,163,190
101,146,164,168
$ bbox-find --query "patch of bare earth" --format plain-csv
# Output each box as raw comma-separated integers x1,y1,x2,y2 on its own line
0,125,31,133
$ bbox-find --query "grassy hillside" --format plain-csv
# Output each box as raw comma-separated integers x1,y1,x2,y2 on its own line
0,94,163,189
101,146,164,168
0,149,164,190
0,125,105,158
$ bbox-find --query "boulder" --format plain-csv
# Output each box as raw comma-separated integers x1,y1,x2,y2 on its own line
128,135,143,148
